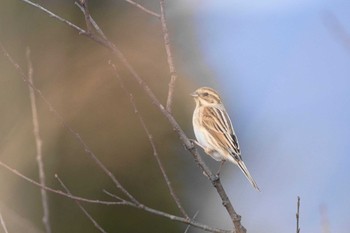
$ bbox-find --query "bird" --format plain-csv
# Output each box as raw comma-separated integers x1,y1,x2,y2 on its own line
191,87,260,191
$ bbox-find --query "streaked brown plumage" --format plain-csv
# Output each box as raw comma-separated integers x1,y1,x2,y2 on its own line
192,87,260,191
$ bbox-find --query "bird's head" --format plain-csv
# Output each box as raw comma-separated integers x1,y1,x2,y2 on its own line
191,87,222,106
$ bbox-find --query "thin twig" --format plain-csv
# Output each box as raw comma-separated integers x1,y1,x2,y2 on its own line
102,190,125,202
123,0,161,18
56,175,108,233
110,62,189,219
104,191,229,233
0,210,9,233
296,196,300,233
0,160,122,205
1,39,229,233
184,210,199,233
0,30,229,233
14,1,246,232
20,0,86,33
75,1,108,40
160,0,178,113
0,159,229,233
0,42,139,206
26,48,52,233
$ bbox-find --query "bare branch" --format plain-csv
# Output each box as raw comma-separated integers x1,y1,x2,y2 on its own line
103,190,126,202
105,191,230,233
56,175,108,233
110,62,189,219
123,0,161,18
0,160,123,205
160,0,178,112
0,159,227,232
13,1,247,232
0,210,9,233
26,48,52,233
1,33,234,233
0,42,139,205
137,206,230,233
18,0,105,48
296,196,300,233
184,211,199,233
0,44,230,233
75,0,108,40
19,0,86,34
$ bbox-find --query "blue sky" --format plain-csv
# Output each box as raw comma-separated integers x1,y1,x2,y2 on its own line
190,0,350,232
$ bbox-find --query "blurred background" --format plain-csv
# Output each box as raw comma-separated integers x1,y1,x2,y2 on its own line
0,0,349,232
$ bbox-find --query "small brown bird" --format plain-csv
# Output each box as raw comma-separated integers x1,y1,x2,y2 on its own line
191,87,260,191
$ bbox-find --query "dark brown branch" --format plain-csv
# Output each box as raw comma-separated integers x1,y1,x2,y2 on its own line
15,1,246,232
213,177,246,233
56,175,108,233
110,62,189,219
296,196,300,233
160,0,178,113
26,48,52,233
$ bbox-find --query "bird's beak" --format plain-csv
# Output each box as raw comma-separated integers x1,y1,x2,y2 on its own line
191,92,198,97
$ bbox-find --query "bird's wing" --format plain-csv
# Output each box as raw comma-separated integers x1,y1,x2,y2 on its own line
202,106,260,191
202,106,241,159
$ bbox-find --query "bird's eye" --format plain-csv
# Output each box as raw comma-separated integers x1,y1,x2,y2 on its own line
202,92,209,97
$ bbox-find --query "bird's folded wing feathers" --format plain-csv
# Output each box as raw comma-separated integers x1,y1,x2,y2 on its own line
202,107,241,157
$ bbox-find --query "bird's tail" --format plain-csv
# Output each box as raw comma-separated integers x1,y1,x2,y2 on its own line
237,161,260,191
